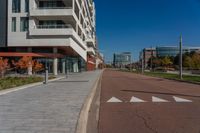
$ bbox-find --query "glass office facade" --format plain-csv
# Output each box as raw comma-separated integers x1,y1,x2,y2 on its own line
156,47,179,57
113,52,132,68
156,46,200,57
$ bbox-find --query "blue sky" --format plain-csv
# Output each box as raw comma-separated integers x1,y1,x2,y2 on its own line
94,0,200,62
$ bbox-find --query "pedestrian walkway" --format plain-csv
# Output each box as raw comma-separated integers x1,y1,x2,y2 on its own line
0,70,102,133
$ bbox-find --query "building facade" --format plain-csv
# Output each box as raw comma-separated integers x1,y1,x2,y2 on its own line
156,46,200,57
140,46,200,69
0,0,97,75
140,48,156,68
113,52,132,68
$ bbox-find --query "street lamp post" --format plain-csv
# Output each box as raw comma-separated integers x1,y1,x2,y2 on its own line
179,35,183,80
44,58,48,84
150,46,153,71
142,51,144,74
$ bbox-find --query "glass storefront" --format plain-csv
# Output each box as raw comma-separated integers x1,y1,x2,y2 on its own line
66,57,86,73
35,56,86,74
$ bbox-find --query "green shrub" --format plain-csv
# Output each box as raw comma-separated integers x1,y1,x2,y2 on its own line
0,77,43,90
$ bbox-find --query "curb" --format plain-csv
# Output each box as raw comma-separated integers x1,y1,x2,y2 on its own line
75,70,103,133
0,76,65,96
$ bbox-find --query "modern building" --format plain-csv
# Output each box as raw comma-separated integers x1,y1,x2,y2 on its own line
140,46,200,69
156,46,200,57
0,0,97,75
113,52,132,68
140,48,156,68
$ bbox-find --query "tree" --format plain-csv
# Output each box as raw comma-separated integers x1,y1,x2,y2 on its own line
191,53,200,70
32,60,44,73
183,56,192,69
153,58,162,68
161,56,173,70
0,57,10,78
147,57,162,69
182,52,200,70
12,56,44,75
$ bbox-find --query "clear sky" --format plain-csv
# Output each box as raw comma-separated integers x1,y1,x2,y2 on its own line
94,0,200,62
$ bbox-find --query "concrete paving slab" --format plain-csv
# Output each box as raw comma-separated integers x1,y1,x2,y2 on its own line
0,70,102,133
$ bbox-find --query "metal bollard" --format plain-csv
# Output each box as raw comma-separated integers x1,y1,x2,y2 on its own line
44,67,48,84
66,70,68,79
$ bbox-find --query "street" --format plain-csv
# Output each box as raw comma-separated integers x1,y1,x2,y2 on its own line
99,69,200,133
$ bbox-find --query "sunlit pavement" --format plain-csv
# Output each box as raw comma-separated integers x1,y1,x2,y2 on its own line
99,69,200,133
0,70,102,133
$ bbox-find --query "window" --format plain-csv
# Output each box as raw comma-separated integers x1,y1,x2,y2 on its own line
12,0,21,13
12,17,16,32
20,17,29,32
25,0,29,12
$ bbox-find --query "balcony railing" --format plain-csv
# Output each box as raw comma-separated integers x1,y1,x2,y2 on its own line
37,7,72,9
36,24,72,29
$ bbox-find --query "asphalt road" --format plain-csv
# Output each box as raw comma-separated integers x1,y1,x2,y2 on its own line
99,69,200,133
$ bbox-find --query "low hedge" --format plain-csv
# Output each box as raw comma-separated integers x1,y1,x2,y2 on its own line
0,77,43,90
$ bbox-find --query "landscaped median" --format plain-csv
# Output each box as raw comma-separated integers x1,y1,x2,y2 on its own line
0,76,55,91
143,72,200,84
120,69,200,84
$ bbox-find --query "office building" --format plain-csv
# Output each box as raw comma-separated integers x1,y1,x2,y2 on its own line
140,48,156,68
140,46,200,69
0,0,97,75
156,46,200,57
113,52,132,68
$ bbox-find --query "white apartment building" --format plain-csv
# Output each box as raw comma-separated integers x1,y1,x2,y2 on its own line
0,0,97,75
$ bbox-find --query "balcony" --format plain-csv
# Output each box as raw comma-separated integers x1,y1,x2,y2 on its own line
86,38,95,47
87,47,96,55
30,0,74,17
29,24,74,36
29,24,87,50
30,7,73,17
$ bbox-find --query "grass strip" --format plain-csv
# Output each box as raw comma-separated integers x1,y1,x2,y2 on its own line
119,69,200,84
144,72,200,83
0,76,55,91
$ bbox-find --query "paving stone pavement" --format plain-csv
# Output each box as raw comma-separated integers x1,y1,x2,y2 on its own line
0,70,102,133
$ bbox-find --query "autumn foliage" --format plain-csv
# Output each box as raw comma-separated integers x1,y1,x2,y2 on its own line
32,60,44,73
12,56,32,70
0,57,10,78
12,56,44,74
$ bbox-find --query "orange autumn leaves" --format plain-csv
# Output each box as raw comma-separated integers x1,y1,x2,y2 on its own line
12,56,44,73
0,56,44,77
0,57,10,77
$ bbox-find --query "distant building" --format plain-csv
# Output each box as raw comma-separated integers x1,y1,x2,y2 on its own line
140,48,156,68
140,46,200,69
156,46,200,57
113,52,132,68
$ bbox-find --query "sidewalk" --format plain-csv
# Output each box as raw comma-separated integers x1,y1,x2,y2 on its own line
0,70,102,133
